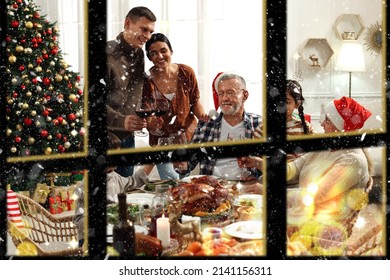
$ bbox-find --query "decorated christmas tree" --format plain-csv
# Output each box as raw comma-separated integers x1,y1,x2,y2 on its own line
5,0,85,157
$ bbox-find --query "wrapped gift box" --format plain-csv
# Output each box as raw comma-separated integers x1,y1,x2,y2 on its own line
49,196,63,214
32,183,51,205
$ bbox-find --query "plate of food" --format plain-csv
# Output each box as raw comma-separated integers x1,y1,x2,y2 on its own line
234,194,263,208
126,193,155,207
224,220,264,240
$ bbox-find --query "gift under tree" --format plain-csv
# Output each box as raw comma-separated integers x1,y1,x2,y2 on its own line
5,0,85,156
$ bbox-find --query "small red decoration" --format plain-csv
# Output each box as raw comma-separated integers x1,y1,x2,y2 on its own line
42,109,49,116
11,20,19,28
23,117,33,126
49,196,63,214
43,77,50,85
18,65,25,71
67,113,76,121
15,137,21,143
40,130,48,138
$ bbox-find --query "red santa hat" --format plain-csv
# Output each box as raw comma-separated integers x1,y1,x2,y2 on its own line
212,72,223,110
324,96,372,131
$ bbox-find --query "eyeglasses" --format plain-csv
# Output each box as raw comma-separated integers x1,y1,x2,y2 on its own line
217,89,245,98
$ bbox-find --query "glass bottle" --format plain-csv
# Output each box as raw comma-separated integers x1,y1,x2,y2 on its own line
113,193,135,257
149,184,170,238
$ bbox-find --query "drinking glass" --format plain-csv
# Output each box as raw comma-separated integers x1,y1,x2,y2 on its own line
157,137,172,146
150,88,170,136
134,98,154,137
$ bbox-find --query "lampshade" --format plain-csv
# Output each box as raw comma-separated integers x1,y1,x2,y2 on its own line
335,42,366,72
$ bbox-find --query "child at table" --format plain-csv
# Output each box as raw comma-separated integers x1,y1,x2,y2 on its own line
73,133,149,247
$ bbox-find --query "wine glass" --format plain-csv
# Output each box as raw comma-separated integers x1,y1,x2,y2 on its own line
134,97,154,137
170,132,188,174
150,89,170,136
226,133,252,180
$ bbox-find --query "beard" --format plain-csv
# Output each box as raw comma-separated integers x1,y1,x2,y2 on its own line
220,103,240,115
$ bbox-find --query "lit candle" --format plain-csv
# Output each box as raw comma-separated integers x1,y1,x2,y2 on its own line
156,214,170,248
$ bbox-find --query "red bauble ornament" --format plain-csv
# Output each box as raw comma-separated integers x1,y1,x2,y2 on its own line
52,119,59,126
43,77,50,85
23,117,33,126
78,89,83,95
37,37,42,43
53,36,57,41
11,20,19,28
76,75,81,82
57,116,64,123
56,133,62,139
58,145,65,153
15,136,21,143
31,38,37,44
33,43,38,48
18,65,25,71
67,113,76,121
17,0,22,3
40,130,48,138
6,36,11,42
42,109,50,116
42,53,49,59
12,92,18,98
73,98,79,103
47,28,52,35
36,57,43,64
63,136,67,142
20,84,26,90
51,47,58,55
20,38,26,43
12,4,18,9
34,12,40,19
32,78,38,84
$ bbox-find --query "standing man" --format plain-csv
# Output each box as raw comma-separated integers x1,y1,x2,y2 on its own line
106,7,156,177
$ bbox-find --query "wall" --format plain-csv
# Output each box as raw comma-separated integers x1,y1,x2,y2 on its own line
287,0,384,132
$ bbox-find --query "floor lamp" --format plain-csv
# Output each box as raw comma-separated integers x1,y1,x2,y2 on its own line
335,42,366,98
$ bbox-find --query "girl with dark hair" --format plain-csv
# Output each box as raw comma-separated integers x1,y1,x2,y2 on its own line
286,79,314,135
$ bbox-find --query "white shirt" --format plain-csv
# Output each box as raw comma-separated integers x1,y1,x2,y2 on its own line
213,118,247,180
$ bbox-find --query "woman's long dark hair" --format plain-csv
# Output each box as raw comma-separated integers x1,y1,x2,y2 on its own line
287,79,308,134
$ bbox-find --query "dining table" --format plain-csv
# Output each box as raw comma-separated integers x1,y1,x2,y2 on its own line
106,175,265,257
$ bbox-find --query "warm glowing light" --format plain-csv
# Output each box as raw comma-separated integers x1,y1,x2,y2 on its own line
302,194,314,206
306,183,318,195
355,216,366,228
69,238,79,249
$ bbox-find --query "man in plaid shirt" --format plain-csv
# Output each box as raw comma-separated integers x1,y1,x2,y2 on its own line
174,72,262,179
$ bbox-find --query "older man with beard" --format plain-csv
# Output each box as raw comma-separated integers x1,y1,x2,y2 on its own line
174,72,262,180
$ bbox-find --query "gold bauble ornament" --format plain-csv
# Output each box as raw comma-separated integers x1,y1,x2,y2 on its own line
26,91,32,97
69,94,76,101
36,33,42,38
50,61,55,66
64,141,71,149
16,45,24,52
24,79,30,85
64,75,69,81
6,129,12,136
28,63,34,69
35,66,42,72
30,110,37,117
55,74,63,82
47,135,53,140
28,137,35,144
7,99,14,105
46,116,52,122
53,26,59,33
48,86,54,91
11,147,17,153
24,48,32,54
37,23,42,29
22,74,28,79
25,21,33,29
44,147,52,155
16,124,22,131
22,103,29,109
8,55,17,63
11,78,18,85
